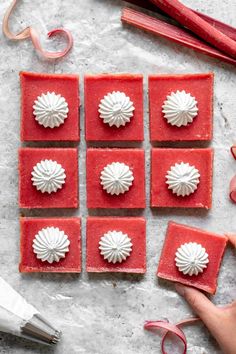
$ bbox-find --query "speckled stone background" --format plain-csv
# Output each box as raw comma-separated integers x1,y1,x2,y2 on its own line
0,0,236,353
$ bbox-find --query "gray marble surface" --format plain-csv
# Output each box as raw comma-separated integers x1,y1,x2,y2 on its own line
0,0,236,353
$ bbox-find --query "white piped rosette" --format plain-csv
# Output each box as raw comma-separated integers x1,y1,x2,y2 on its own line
33,92,69,128
31,159,66,194
99,230,133,264
98,91,135,128
175,242,209,276
33,227,70,264
162,90,198,127
166,162,200,197
100,162,134,195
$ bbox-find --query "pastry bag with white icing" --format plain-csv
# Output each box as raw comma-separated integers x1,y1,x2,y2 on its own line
0,277,61,345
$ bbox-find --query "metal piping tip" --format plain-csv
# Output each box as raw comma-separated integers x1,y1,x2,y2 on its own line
21,313,62,345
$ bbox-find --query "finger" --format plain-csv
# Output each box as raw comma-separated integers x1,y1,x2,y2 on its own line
221,300,236,312
176,284,236,353
175,284,219,326
225,233,236,248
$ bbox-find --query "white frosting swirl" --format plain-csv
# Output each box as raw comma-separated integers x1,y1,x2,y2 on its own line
99,230,133,264
162,90,198,127
98,91,135,128
166,162,200,197
175,242,209,276
100,162,134,195
32,227,70,264
31,159,66,194
33,92,69,128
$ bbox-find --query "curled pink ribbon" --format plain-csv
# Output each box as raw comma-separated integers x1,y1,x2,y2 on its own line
229,146,236,203
2,0,73,59
231,146,236,160
144,317,200,354
230,175,236,203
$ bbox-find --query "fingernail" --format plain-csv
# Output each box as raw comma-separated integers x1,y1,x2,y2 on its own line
175,283,186,296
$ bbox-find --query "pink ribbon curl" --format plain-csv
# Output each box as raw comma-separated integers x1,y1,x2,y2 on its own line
2,0,73,59
230,146,236,203
144,317,200,354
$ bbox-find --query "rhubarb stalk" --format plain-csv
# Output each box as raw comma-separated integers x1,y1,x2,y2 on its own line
121,8,236,66
124,0,236,41
149,0,236,59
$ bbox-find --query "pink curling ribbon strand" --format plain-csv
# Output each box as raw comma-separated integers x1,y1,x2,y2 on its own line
230,146,236,160
144,317,200,354
229,146,236,203
229,175,236,203
2,0,73,59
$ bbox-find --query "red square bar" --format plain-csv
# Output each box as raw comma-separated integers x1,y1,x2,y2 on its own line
19,217,81,273
151,148,213,209
157,221,227,294
86,217,146,273
86,148,146,209
85,74,144,141
19,148,78,209
149,73,213,142
20,71,80,142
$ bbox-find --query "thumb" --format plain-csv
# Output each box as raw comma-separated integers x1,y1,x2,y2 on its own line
225,233,236,248
175,284,220,334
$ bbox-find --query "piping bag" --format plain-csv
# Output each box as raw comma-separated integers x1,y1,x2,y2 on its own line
0,277,61,345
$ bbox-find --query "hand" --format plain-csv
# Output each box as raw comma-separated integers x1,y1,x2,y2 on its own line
175,234,236,354
227,233,236,248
